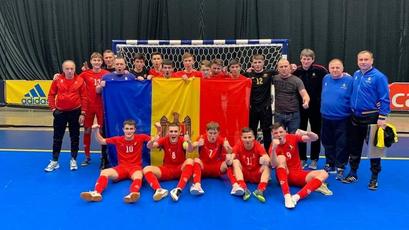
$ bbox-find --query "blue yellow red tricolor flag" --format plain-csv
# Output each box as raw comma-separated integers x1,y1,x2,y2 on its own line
103,78,251,166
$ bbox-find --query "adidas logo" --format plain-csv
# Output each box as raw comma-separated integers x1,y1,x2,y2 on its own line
21,84,48,105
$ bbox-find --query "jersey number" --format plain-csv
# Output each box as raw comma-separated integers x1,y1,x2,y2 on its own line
256,78,263,85
126,145,133,153
246,157,252,166
171,151,176,160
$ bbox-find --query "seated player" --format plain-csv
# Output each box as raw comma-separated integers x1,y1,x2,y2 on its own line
270,122,332,209
80,120,152,203
190,122,242,195
231,127,271,202
143,123,194,202
173,52,203,79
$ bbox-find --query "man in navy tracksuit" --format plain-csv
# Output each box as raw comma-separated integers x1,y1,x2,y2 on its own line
342,50,390,190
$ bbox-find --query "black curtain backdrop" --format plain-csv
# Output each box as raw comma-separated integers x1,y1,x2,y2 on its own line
0,0,408,82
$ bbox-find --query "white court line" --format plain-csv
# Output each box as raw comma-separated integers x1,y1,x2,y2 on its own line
0,148,408,160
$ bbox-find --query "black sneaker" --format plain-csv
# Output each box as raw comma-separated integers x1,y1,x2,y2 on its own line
324,164,336,174
341,173,358,184
170,188,182,201
81,158,91,167
335,168,345,180
368,180,378,190
99,157,110,170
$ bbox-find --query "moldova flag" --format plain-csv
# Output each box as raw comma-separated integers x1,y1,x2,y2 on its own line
103,78,251,166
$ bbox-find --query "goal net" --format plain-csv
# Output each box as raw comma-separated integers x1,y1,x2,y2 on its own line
112,39,289,71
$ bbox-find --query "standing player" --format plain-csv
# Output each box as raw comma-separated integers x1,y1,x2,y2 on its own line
231,128,271,202
45,60,87,172
102,49,116,72
148,52,163,77
79,52,110,167
199,60,211,78
270,122,332,209
342,50,390,190
158,59,175,79
293,49,328,169
190,122,242,195
227,59,246,80
80,120,152,203
208,58,225,79
143,123,194,202
174,52,203,79
243,54,276,152
130,53,150,80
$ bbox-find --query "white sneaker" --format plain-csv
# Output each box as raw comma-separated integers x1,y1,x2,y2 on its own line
284,194,295,209
153,188,168,201
315,183,333,196
80,190,102,202
308,160,318,170
170,187,182,201
124,192,140,203
70,159,78,171
190,183,205,195
291,194,300,206
230,183,245,196
44,160,59,172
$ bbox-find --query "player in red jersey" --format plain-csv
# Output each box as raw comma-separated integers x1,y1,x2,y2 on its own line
231,127,271,202
226,59,247,80
78,52,110,167
189,122,242,195
173,52,203,80
270,122,332,209
80,120,152,203
143,123,194,202
156,59,175,79
207,58,226,79
148,52,163,77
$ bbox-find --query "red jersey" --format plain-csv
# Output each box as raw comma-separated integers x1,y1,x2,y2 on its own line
198,135,226,163
48,74,87,113
233,141,266,171
273,134,303,170
79,69,109,108
149,68,162,77
173,70,203,78
106,134,150,167
157,136,186,166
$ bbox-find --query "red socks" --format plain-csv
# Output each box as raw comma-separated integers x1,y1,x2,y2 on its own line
193,162,202,184
226,167,237,185
144,171,161,190
276,167,290,195
238,180,247,189
257,182,268,192
297,178,322,199
177,164,193,189
130,179,142,193
83,132,91,158
95,176,108,193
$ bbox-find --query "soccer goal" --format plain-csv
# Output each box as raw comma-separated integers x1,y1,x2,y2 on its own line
112,39,289,71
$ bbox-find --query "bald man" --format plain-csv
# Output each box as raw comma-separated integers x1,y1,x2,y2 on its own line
273,59,310,133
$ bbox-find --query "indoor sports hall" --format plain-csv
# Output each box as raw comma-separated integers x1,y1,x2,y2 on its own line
1,1,409,229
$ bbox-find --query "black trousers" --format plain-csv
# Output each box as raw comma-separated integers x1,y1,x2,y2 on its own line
299,106,321,161
348,113,381,176
249,105,272,152
52,108,81,161
321,117,349,169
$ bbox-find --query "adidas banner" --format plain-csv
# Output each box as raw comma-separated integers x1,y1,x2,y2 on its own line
5,80,52,107
103,78,251,166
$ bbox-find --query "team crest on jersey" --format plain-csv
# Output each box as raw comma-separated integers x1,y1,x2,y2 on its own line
341,83,347,89
159,112,192,137
263,74,268,78
366,77,372,84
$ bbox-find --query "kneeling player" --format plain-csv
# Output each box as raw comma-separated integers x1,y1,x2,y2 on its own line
80,120,152,203
270,122,332,209
144,123,194,202
232,127,271,202
190,122,241,195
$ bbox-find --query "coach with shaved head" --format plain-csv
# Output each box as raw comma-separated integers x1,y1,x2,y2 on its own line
45,60,88,172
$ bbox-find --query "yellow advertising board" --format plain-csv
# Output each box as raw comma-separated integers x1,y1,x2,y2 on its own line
5,80,52,107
